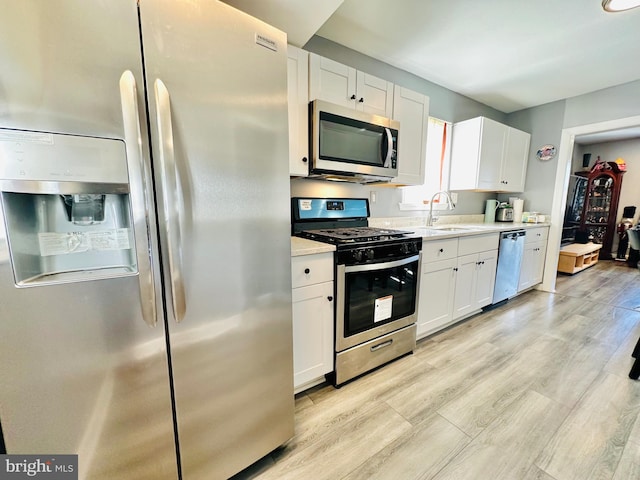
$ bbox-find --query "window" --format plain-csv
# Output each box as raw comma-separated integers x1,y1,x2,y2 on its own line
400,117,452,209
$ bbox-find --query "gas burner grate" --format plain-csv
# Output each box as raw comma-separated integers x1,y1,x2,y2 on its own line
301,226,411,244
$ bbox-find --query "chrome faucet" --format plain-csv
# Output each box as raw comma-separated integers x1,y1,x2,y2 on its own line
427,191,456,226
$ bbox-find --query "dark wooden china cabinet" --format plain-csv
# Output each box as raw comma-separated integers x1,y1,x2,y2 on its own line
574,161,625,260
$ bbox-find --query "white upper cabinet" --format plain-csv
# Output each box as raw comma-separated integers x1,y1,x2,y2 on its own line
502,127,531,191
287,45,310,177
449,116,530,193
309,53,393,117
391,86,429,185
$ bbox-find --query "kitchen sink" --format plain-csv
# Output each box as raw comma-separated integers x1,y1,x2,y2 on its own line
430,226,471,231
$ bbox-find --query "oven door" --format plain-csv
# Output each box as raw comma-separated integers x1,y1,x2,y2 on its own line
336,254,419,352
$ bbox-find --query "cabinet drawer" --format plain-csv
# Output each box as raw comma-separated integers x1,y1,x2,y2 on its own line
421,238,458,263
525,226,548,244
458,233,499,256
291,252,334,288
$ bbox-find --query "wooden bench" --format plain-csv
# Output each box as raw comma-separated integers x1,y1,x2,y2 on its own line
558,243,602,274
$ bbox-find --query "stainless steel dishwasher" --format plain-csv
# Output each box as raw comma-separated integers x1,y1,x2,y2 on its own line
492,230,526,304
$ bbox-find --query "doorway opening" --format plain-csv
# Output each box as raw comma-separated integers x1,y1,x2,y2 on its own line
544,115,640,292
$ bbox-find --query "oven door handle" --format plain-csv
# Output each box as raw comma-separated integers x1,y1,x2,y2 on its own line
344,254,419,273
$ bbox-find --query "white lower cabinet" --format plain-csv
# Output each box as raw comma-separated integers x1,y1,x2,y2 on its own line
417,234,498,340
292,282,334,390
417,257,457,338
291,252,334,392
518,226,549,292
453,250,497,320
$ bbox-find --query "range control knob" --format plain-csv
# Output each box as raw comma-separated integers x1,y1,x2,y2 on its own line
365,249,375,260
352,250,363,262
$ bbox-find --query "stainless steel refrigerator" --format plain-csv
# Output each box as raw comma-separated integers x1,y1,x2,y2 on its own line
0,1,294,478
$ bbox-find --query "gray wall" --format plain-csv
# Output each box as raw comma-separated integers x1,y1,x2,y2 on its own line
503,101,566,215
296,36,507,219
304,36,507,124
501,80,640,220
563,80,640,128
296,39,640,223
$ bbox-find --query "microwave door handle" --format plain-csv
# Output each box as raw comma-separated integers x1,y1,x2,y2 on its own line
154,78,187,323
383,127,393,167
119,71,157,328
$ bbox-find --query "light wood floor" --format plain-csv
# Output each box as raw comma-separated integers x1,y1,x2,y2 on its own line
233,260,640,480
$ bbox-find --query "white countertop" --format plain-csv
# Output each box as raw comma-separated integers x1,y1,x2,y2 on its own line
398,222,551,240
291,222,550,255
291,237,336,257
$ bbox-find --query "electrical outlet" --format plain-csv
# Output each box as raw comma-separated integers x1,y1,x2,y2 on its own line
370,191,377,204
451,192,458,203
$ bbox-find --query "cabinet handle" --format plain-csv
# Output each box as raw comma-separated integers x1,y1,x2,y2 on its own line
358,97,364,103
439,248,444,253
453,267,458,272
302,157,308,163
350,94,356,100
304,268,310,274
327,296,333,302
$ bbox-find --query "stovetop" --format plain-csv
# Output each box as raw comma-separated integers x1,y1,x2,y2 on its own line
299,226,411,244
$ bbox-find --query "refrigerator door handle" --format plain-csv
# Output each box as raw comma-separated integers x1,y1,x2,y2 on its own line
119,71,158,327
154,78,187,323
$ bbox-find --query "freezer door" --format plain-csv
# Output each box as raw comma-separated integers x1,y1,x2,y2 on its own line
0,2,178,479
139,0,294,478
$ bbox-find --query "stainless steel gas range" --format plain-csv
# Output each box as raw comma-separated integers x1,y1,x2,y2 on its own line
292,198,422,386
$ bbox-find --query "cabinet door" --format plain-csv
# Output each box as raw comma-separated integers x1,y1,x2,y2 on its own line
356,71,393,117
453,253,477,320
287,45,309,176
474,250,497,309
292,281,334,389
417,258,456,339
501,127,530,192
532,243,547,286
309,53,356,109
392,86,429,185
518,244,535,292
477,118,507,191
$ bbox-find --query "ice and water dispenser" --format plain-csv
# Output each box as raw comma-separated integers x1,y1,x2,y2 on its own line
0,128,138,286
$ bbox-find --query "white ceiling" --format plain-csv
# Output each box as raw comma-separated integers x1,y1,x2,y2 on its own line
223,0,640,143
224,0,640,114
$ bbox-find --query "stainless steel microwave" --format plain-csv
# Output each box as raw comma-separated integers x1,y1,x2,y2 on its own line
309,100,399,183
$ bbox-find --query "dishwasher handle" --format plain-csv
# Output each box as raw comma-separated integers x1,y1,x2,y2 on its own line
502,230,526,241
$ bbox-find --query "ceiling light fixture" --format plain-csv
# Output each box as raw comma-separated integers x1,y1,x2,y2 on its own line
602,0,640,11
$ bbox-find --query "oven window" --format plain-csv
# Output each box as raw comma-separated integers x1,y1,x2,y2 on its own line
344,259,418,337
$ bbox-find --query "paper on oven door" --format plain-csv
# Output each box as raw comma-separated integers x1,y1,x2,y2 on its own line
374,295,393,323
